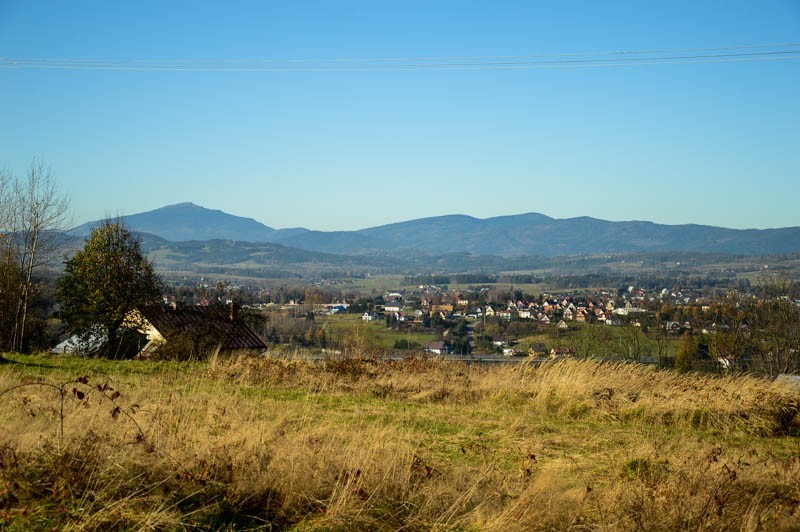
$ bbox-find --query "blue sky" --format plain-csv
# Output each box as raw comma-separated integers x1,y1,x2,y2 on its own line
1,1,799,231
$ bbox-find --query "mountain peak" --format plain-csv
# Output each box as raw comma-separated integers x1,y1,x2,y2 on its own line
71,203,277,242
156,201,210,211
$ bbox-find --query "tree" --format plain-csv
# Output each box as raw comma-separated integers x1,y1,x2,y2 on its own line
0,162,70,352
58,221,163,358
0,171,19,352
750,277,800,376
13,162,70,351
570,324,601,358
0,252,24,356
674,332,697,372
618,323,649,362
653,323,672,368
709,292,753,371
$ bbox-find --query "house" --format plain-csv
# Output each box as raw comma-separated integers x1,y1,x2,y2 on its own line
717,355,736,370
134,304,267,359
492,336,509,348
425,340,454,355
613,303,647,316
384,302,403,313
362,312,378,321
550,347,577,359
527,343,548,357
775,374,800,390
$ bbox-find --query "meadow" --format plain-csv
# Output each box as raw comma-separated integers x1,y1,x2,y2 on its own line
318,314,438,352
0,352,798,530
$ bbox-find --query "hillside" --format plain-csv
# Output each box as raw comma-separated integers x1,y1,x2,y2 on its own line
135,233,398,278
277,213,800,257
72,204,800,257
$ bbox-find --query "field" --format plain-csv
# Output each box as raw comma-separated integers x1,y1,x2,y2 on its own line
1,352,799,530
319,314,438,351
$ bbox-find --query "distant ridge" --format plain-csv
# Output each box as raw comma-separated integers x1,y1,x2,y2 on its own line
69,202,283,242
71,203,800,257
274,213,800,256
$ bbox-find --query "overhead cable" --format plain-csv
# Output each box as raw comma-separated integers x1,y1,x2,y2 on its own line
1,43,798,72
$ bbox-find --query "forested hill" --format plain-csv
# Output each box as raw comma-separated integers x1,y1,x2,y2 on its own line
70,203,800,257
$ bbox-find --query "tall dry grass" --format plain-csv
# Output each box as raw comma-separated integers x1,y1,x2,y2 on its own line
0,354,798,529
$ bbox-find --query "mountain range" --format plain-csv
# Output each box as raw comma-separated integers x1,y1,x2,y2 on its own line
69,202,800,258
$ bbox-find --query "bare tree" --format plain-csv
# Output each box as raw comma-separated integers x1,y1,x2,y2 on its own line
570,323,602,358
751,277,800,376
709,292,753,371
0,170,19,352
653,323,672,368
618,322,649,362
8,161,70,351
0,169,19,262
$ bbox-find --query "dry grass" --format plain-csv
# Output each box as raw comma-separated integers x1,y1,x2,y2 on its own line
0,354,799,530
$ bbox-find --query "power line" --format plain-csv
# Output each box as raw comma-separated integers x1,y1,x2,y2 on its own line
3,42,799,64
2,44,799,72
2,54,797,72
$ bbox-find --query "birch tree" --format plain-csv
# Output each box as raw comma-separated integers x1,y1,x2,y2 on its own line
0,161,70,352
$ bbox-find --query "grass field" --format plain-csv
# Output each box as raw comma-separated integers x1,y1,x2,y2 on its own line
341,276,407,294
0,352,799,530
319,314,438,351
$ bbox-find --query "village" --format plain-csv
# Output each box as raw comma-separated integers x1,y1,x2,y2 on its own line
139,274,799,375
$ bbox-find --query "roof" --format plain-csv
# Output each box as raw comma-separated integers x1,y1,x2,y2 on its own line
425,340,449,350
138,305,267,351
51,330,106,355
775,374,800,389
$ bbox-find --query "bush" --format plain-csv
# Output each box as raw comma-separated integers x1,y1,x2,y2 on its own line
393,339,421,350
